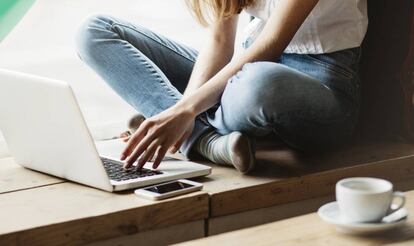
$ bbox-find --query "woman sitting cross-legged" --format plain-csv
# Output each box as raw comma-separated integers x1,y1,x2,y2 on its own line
76,0,367,174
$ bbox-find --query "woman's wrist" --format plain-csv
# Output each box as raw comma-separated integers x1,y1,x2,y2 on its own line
174,98,200,118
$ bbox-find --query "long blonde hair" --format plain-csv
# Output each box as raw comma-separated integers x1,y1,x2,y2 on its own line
185,0,255,26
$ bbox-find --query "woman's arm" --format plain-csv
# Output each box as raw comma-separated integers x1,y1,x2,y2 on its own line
178,0,320,115
184,16,238,96
122,0,319,168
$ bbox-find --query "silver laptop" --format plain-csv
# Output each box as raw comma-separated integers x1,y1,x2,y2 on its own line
0,69,211,192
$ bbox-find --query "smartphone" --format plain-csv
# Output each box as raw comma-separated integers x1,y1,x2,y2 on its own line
134,179,203,200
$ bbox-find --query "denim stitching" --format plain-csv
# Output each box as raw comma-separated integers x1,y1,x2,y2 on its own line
134,51,181,102
110,23,196,64
305,54,355,79
118,33,181,102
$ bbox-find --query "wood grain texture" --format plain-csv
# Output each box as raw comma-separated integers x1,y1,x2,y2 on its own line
86,220,205,246
0,183,208,246
3,140,414,245
199,141,414,217
181,191,414,246
0,157,63,194
207,179,414,235
208,195,333,235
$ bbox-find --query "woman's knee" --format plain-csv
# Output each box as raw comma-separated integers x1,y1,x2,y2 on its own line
75,14,117,63
220,62,357,149
225,62,299,112
215,62,300,134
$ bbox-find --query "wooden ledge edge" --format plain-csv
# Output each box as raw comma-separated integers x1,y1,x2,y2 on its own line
0,193,209,246
210,154,414,217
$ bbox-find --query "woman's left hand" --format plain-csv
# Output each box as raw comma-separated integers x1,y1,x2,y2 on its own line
120,105,196,169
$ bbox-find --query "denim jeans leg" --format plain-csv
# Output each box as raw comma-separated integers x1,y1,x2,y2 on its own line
76,14,211,158
207,62,359,151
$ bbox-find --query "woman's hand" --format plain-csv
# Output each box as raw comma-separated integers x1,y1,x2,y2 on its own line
120,105,196,169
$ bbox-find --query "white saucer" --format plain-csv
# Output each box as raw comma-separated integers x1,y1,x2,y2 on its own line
318,202,408,234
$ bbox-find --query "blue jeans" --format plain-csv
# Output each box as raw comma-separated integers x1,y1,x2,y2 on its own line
76,15,361,157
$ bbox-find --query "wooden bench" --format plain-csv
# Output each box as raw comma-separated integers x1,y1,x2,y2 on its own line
0,158,209,246
96,138,414,236
1,139,414,245
197,139,414,235
180,190,414,245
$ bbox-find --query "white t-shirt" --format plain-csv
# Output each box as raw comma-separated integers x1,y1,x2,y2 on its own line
243,0,368,54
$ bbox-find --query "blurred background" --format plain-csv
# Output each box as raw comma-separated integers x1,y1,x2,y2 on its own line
0,0,249,158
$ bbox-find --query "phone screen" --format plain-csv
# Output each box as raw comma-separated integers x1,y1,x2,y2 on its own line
144,181,194,194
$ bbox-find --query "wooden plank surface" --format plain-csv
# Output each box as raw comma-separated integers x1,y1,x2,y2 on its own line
208,195,333,235
0,182,208,246
181,191,414,246
207,178,414,235
2,139,414,245
87,220,205,246
0,157,63,194
198,140,414,217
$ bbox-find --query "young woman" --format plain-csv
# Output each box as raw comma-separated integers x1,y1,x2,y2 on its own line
76,0,368,174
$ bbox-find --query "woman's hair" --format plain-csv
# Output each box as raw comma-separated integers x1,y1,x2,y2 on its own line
185,0,255,26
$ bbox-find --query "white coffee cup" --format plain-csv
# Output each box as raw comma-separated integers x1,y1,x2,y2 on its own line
336,177,405,223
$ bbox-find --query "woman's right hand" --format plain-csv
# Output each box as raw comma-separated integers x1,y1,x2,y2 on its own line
121,103,196,170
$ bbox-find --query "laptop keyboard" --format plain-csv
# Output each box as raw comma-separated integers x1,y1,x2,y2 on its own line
100,157,163,181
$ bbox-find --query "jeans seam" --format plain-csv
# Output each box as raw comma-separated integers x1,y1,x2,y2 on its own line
136,53,181,103
305,54,355,79
110,23,196,64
